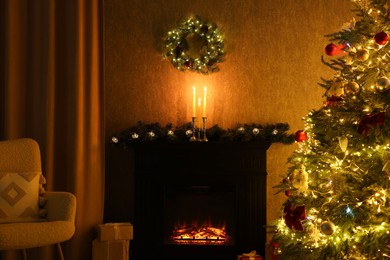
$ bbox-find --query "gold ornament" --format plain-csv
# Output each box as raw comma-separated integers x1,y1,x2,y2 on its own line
320,221,335,235
344,82,359,94
356,49,369,61
376,77,390,91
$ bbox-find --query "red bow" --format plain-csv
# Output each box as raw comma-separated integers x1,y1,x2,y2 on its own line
284,204,306,231
357,112,386,136
324,96,343,107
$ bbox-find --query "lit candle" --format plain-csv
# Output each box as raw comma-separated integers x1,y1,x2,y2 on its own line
203,86,207,117
192,86,196,118
197,98,202,127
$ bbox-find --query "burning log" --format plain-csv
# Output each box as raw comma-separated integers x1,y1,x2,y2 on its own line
173,226,196,236
171,225,229,244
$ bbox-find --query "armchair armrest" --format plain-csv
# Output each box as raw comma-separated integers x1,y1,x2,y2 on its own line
43,191,76,222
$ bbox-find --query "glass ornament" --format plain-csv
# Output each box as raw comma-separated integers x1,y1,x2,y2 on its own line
320,221,335,235
186,129,193,137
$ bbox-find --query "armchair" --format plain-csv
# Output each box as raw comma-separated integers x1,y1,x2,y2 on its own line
0,138,76,260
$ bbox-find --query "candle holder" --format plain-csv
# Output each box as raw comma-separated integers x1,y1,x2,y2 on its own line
190,117,197,141
202,117,208,142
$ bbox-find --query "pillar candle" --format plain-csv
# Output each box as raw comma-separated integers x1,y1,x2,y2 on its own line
197,98,202,128
203,86,207,117
192,86,196,118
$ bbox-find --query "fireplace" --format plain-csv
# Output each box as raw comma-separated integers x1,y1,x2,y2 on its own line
165,184,236,246
133,142,270,259
105,141,270,260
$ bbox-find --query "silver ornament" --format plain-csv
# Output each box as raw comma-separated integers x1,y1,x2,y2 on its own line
111,137,119,143
148,131,155,137
376,77,390,91
252,128,260,135
131,133,139,139
186,129,193,137
238,127,245,133
272,129,278,135
167,130,174,136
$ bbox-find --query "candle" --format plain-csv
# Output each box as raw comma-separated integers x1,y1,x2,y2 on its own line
192,86,196,118
203,86,207,117
197,98,202,128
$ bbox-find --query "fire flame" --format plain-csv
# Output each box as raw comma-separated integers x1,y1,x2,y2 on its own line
171,225,230,245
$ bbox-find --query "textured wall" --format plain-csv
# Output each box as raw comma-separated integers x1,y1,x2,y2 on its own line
104,0,353,249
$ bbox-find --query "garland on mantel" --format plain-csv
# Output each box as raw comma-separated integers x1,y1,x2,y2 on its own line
111,121,295,145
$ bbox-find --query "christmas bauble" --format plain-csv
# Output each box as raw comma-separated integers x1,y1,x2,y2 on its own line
294,130,307,142
320,221,335,235
285,190,292,197
252,128,260,135
356,49,369,61
185,129,193,136
325,43,338,56
344,81,359,93
376,77,390,91
374,31,389,45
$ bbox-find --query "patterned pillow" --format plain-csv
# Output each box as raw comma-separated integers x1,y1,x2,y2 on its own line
0,172,42,223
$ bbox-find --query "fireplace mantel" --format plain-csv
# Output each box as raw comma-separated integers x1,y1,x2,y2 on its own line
105,141,271,260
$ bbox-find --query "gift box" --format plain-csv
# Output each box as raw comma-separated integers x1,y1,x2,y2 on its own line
97,222,133,241
92,239,130,260
237,256,263,260
237,250,263,260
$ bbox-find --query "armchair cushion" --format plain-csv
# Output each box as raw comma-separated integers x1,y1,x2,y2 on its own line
0,191,76,249
0,172,42,223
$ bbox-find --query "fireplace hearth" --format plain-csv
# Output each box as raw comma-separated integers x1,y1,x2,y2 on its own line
105,141,270,260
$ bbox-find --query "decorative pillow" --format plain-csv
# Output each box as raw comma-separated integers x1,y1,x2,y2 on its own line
0,172,43,223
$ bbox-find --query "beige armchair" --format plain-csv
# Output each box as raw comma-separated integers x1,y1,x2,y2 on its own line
0,138,76,260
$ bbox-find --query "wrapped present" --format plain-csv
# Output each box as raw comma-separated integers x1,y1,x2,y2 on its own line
92,239,130,260
97,222,133,241
237,250,263,260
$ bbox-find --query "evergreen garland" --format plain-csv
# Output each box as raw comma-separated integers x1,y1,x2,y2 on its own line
111,121,294,145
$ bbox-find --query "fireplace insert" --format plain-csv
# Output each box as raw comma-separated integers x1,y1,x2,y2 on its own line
105,141,270,260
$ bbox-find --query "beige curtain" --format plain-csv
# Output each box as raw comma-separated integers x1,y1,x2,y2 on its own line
0,0,104,259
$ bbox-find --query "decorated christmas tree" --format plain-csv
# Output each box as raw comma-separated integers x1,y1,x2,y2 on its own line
271,0,390,259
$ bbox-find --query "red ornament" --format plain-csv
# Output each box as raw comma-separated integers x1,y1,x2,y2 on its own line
285,190,292,197
325,43,346,56
324,96,343,107
375,31,388,45
294,130,307,142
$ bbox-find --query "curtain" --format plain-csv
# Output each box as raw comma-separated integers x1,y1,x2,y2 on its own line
0,0,104,259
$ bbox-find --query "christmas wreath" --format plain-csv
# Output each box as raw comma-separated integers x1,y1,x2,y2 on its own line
163,16,225,74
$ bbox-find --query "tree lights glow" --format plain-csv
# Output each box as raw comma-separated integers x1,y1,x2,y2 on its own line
271,1,390,259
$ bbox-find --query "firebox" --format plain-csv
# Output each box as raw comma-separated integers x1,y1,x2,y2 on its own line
106,141,270,260
164,184,236,246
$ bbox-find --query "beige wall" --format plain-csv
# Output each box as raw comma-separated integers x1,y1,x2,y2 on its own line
104,0,353,251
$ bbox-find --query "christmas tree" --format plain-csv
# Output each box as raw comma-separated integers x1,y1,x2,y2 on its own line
271,0,390,259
